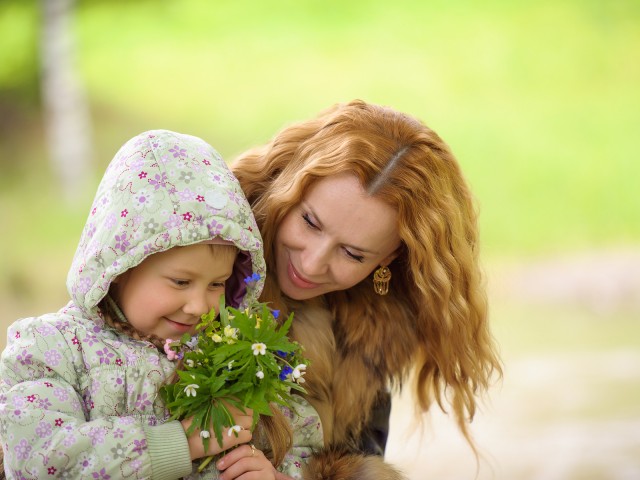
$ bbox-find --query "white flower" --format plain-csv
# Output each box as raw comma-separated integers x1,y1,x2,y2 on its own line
292,364,307,379
228,360,235,370
228,425,243,437
185,359,195,368
212,334,223,343
224,325,238,339
251,343,267,356
256,370,264,379
200,430,210,438
184,384,199,397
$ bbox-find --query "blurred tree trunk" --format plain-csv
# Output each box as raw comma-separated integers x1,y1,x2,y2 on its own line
40,0,93,203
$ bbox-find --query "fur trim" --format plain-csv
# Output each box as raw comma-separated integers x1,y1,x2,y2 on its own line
302,448,407,480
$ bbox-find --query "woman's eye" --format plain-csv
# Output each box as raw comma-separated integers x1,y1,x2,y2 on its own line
344,249,365,263
302,213,318,230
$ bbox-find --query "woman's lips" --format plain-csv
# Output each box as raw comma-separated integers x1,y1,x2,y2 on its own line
287,262,320,289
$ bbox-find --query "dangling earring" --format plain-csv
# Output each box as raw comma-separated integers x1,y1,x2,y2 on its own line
373,266,391,295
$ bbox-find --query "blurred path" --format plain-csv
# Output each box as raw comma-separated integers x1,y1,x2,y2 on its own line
386,350,640,480
385,248,640,480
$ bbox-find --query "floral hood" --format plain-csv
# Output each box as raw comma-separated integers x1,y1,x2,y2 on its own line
67,130,265,317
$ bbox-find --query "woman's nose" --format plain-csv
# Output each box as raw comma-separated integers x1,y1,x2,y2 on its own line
299,242,330,277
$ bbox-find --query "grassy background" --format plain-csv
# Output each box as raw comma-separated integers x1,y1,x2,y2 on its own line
1,1,639,477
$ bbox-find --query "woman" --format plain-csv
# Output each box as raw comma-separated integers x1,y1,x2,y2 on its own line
232,100,502,479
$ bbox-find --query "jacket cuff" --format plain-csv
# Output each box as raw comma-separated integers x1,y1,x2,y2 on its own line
144,420,193,480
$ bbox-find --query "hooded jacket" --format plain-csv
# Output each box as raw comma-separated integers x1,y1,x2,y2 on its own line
0,131,278,479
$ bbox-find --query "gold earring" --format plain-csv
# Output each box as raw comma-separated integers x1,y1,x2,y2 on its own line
373,266,391,295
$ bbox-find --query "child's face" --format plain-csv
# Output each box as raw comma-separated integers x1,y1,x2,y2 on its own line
112,244,236,341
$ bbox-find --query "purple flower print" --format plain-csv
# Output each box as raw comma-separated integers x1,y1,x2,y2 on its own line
63,432,77,448
130,156,144,169
37,324,56,337
105,212,116,229
130,458,143,471
178,187,196,202
83,333,98,347
16,349,33,365
134,190,153,209
135,392,152,411
114,232,130,253
163,214,182,229
96,347,115,365
87,223,97,238
36,421,53,438
37,397,52,409
77,276,92,295
113,428,124,439
169,144,187,158
125,351,139,364
78,451,96,472
149,172,168,190
88,426,107,446
132,438,147,456
43,349,63,367
91,467,111,479
14,438,32,460
207,220,223,237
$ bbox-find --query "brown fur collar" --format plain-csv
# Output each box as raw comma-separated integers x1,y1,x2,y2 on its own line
302,447,408,480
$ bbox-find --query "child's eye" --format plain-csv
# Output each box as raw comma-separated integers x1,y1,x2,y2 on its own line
343,248,364,263
209,282,225,289
172,279,189,287
302,213,319,230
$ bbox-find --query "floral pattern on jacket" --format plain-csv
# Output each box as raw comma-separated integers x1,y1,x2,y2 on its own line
0,130,282,479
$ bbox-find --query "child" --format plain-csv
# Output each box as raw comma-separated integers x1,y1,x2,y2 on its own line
0,131,320,479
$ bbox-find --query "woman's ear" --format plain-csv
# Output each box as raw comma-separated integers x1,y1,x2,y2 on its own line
380,245,402,268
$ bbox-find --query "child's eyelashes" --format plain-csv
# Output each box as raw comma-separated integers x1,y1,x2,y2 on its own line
172,279,189,287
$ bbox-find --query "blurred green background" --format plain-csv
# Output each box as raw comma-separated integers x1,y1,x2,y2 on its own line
1,0,639,478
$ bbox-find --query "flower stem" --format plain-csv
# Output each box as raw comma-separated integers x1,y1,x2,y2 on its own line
198,455,214,472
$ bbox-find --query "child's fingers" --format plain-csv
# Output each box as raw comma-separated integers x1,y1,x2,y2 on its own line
216,444,276,480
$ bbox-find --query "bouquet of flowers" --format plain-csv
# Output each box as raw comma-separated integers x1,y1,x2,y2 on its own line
159,292,308,472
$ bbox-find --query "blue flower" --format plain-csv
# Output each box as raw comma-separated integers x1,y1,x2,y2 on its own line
271,309,280,319
244,272,262,285
279,365,293,381
276,350,288,358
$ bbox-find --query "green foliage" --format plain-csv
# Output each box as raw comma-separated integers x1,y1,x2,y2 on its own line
159,297,308,470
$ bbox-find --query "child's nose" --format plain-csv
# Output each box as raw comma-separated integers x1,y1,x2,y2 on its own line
182,290,210,317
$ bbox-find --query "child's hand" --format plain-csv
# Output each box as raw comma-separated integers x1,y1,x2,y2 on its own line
181,404,254,460
216,444,282,480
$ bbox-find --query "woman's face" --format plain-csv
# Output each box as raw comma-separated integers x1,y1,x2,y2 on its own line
274,173,402,300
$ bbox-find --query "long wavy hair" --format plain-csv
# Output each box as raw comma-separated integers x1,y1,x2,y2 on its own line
232,99,502,450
